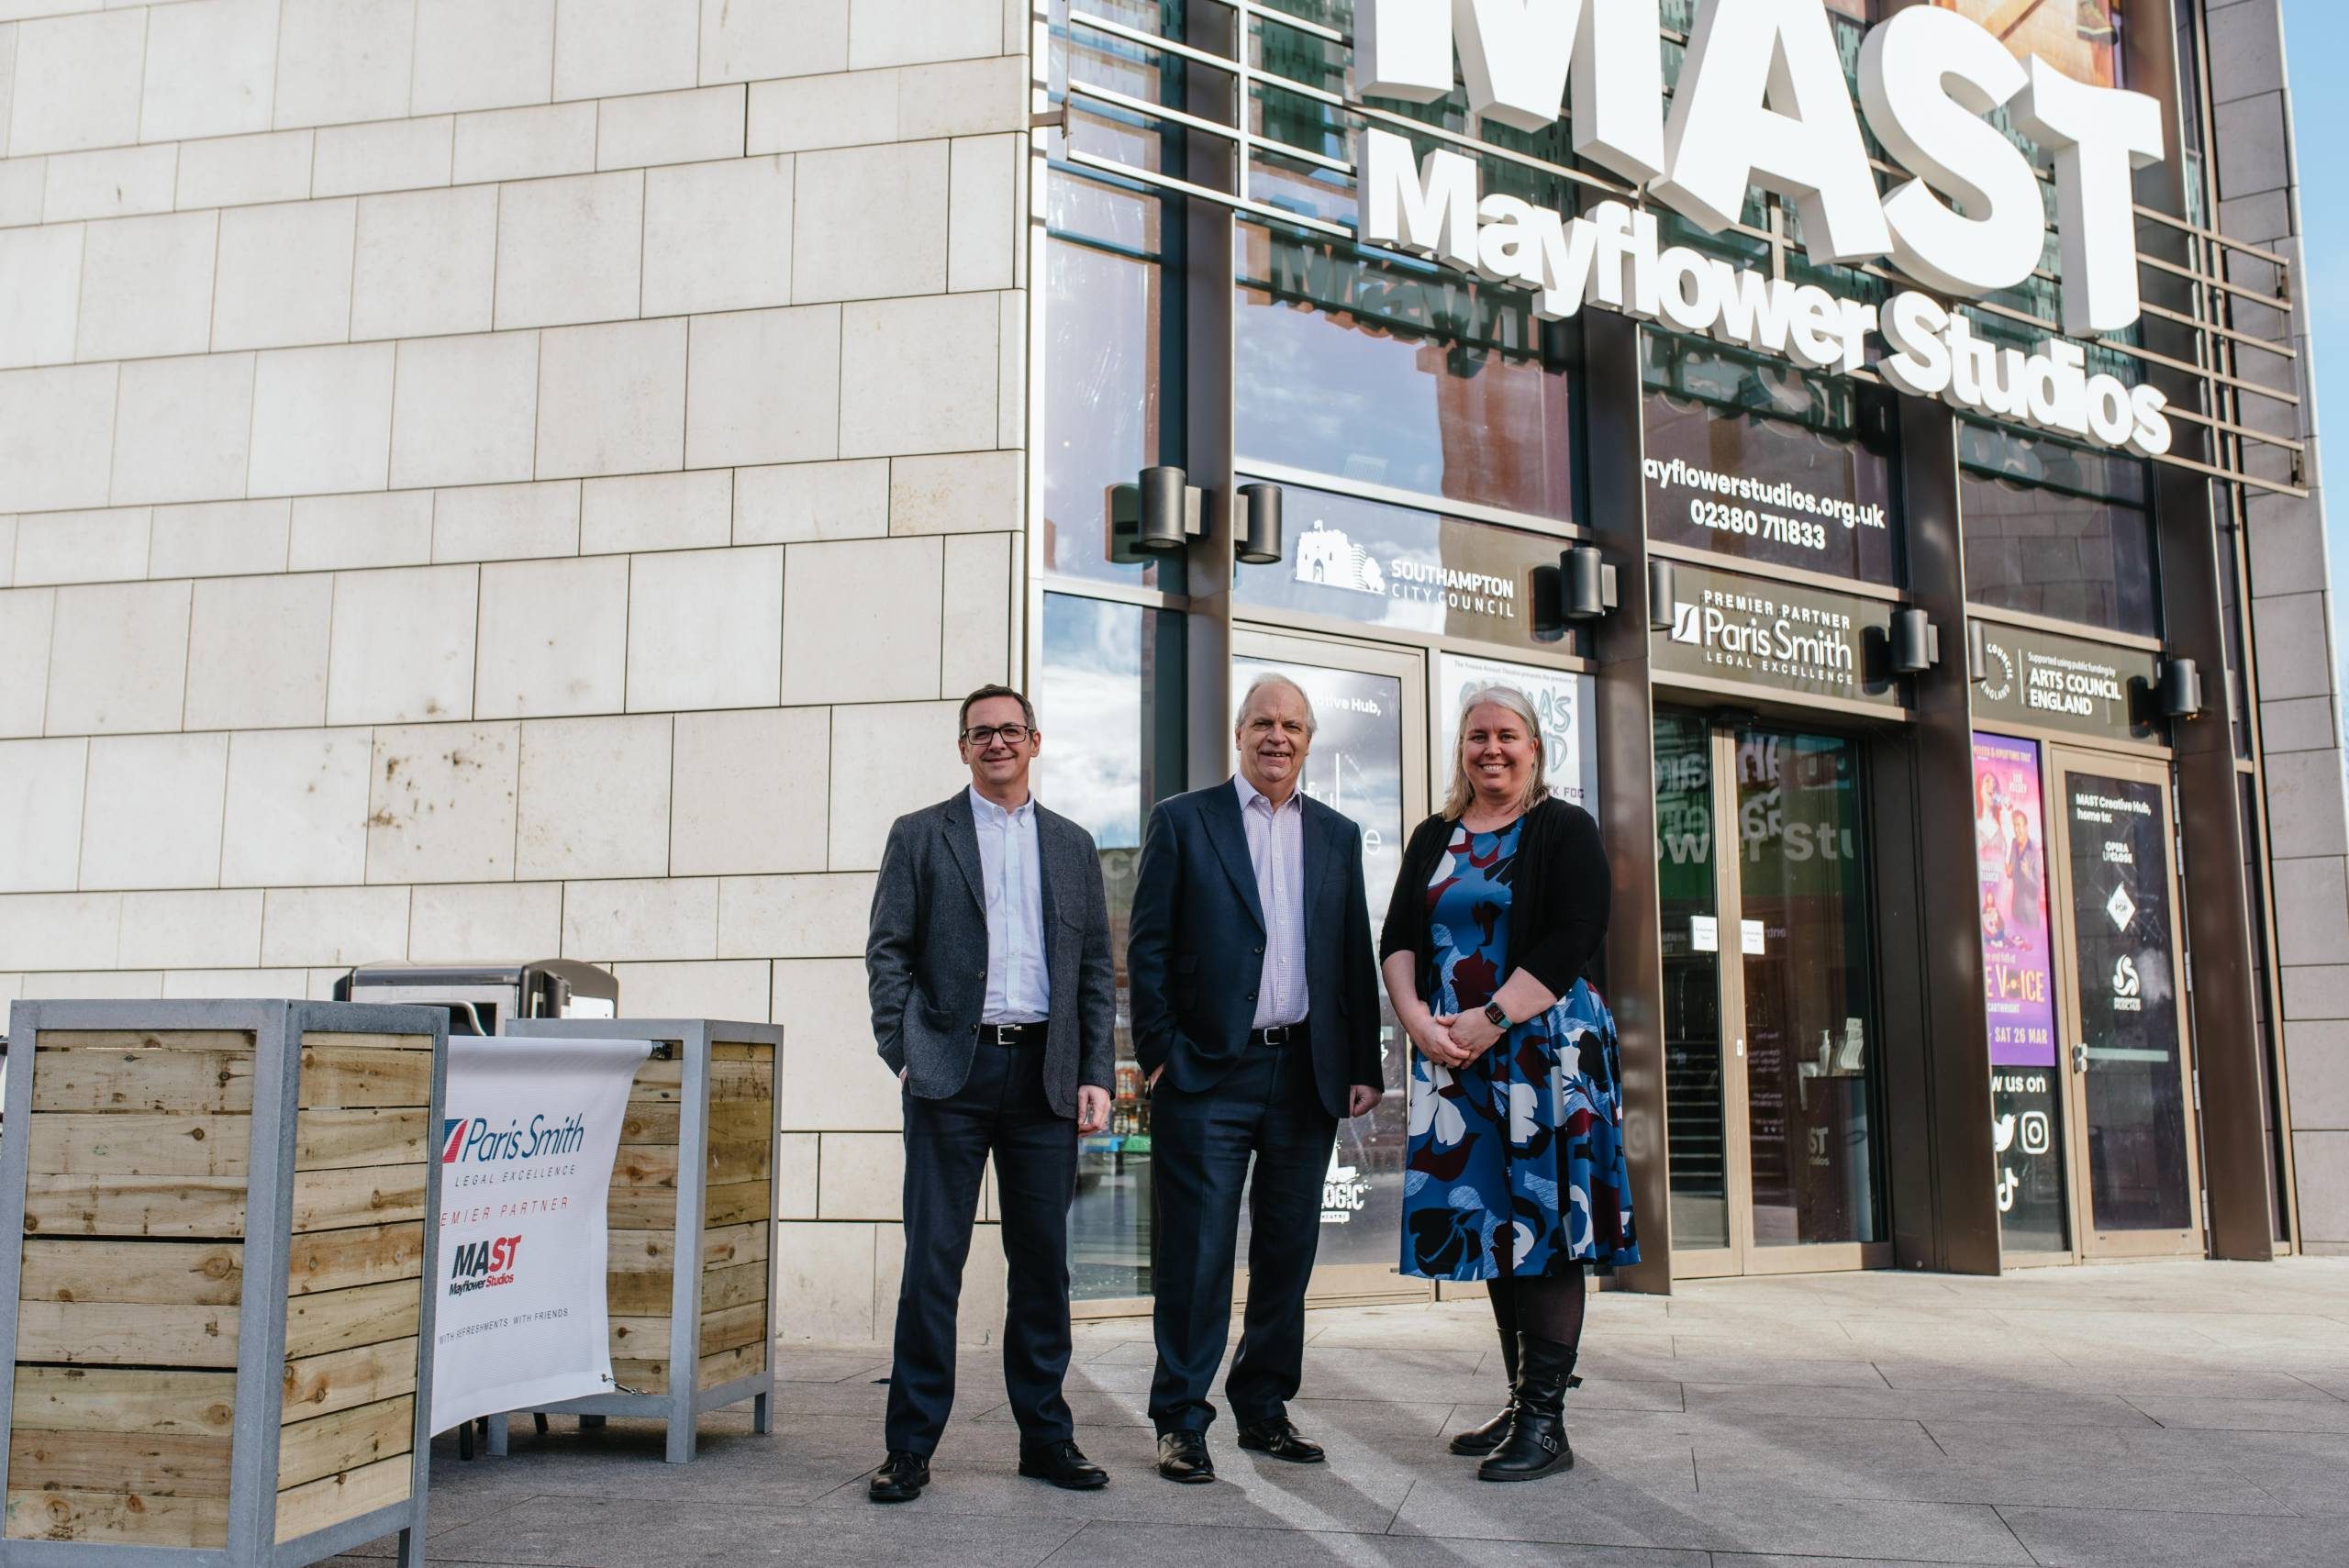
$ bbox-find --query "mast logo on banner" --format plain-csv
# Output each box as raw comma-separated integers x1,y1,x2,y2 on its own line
430,1034,651,1435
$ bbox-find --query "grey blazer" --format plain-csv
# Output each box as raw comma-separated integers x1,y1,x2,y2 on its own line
865,789,1117,1118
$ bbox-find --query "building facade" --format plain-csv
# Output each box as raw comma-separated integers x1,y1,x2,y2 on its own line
0,0,2339,1342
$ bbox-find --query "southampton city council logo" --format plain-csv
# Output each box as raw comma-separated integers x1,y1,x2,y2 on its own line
1292,521,1386,597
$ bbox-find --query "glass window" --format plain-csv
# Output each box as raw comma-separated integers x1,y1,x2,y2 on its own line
1236,225,1583,525
1642,331,1901,585
1043,176,1186,593
1035,593,1185,1299
1960,422,2159,638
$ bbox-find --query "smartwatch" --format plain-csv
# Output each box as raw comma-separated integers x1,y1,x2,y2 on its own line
1483,1001,1511,1030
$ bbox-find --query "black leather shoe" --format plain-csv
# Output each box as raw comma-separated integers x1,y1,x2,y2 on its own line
1019,1438,1109,1490
1156,1429,1216,1484
1448,1402,1517,1456
1477,1334,1576,1482
868,1450,929,1503
1236,1417,1325,1464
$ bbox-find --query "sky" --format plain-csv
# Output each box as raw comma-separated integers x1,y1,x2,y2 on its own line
2278,2,2348,704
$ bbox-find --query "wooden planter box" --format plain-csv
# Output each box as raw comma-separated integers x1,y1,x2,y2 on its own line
0,999,447,1567
489,1018,780,1463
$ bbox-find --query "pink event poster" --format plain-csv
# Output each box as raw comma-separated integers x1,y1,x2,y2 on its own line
1973,734,2056,1068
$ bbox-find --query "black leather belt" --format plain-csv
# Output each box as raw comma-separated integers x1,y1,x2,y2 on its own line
979,1021,1048,1047
1250,1019,1308,1048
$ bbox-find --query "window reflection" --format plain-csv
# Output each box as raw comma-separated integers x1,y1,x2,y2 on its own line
1236,226,1582,524
1960,422,2158,638
1036,593,1184,1300
1043,179,1185,593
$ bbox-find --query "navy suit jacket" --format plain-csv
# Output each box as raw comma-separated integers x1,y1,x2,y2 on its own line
1126,779,1385,1118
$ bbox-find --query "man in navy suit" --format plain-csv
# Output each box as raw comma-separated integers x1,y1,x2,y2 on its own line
1127,673,1386,1483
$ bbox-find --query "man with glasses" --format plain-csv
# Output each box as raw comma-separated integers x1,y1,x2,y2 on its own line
864,684,1116,1502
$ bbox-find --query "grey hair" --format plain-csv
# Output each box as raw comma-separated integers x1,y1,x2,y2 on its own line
1235,672,1318,737
1442,683,1549,821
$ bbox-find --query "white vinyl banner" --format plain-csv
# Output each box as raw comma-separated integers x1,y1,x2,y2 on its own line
429,1034,651,1435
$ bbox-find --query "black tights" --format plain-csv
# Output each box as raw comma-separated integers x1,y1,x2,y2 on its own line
1486,1264,1588,1362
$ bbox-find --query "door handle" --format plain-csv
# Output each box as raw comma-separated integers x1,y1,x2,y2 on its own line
2071,1042,2088,1073
1734,1037,1745,1059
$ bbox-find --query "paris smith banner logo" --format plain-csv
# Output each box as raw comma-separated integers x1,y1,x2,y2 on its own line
441,1112,589,1164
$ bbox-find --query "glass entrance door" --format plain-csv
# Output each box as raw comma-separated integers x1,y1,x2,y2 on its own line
1657,709,1892,1275
2047,751,2202,1257
1230,628,1428,1302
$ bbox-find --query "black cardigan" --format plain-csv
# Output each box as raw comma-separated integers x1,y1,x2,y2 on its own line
1378,795,1610,1006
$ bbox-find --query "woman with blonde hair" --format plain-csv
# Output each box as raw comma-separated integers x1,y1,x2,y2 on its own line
1378,683,1636,1481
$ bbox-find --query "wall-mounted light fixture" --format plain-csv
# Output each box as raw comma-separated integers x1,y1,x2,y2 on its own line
1965,620,1988,684
2158,656,2203,719
1890,606,1941,675
1134,464,1200,553
1236,483,1284,564
1647,559,1677,632
1561,544,1618,620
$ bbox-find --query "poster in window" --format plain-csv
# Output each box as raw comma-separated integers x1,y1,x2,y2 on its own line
1973,732,2067,1251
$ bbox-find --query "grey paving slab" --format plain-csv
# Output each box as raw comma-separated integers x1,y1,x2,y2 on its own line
1593,1351,1890,1387
1871,1362,2334,1399
1996,1505,2349,1567
1391,1474,2035,1562
1682,1383,2160,1428
2155,1429,2349,1514
2121,1393,2349,1431
337,1495,1085,1568
1037,1520,1709,1566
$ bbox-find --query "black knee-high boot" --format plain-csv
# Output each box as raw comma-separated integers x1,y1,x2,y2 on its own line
1475,1334,1575,1481
1448,1286,1520,1455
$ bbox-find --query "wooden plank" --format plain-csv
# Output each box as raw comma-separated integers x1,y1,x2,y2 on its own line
696,1340,766,1389
607,1316,669,1361
5,1429,231,1496
286,1221,425,1296
10,1368,236,1437
290,1163,429,1231
607,1269,675,1317
24,1113,250,1177
281,1340,417,1425
282,1279,419,1361
610,1144,680,1191
702,1178,769,1228
28,1047,254,1113
20,1175,245,1238
707,1042,774,1062
276,1395,414,1492
609,1355,670,1396
605,1185,685,1228
17,1239,242,1305
705,1134,774,1182
37,1029,253,1054
699,1220,769,1270
300,1030,434,1052
707,1064,774,1102
295,1107,429,1171
273,1452,411,1544
14,1302,239,1367
618,1102,682,1143
297,1046,432,1108
697,1302,765,1356
696,1260,767,1315
608,1229,676,1271
6,1487,228,1546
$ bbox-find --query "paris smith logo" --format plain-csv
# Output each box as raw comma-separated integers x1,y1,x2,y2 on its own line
441,1113,588,1164
448,1235,522,1296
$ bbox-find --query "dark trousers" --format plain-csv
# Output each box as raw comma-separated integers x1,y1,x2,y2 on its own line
1147,1029,1339,1433
885,1036,1078,1456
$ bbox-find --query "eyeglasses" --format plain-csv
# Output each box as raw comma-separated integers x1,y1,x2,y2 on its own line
962,724,1035,747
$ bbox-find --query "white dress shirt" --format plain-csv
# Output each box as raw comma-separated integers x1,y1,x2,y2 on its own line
970,786,1050,1024
1236,774,1308,1029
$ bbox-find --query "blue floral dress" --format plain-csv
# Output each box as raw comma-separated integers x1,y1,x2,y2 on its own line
1400,817,1640,1279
